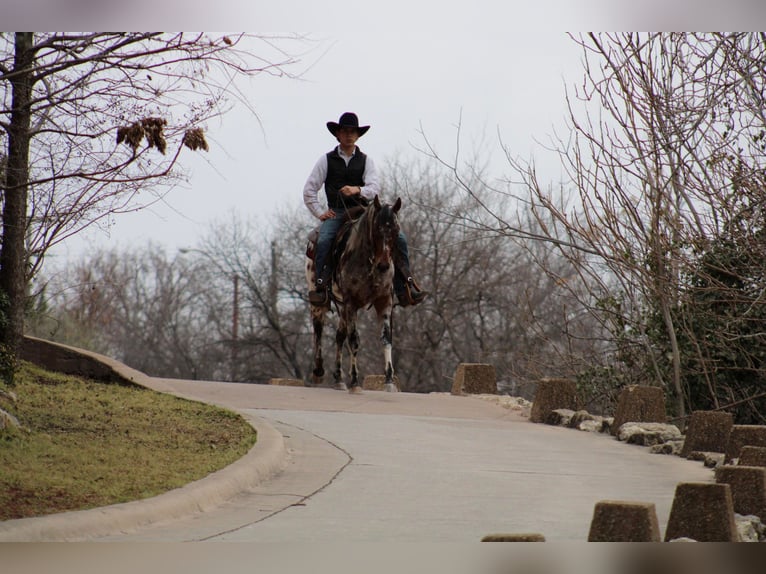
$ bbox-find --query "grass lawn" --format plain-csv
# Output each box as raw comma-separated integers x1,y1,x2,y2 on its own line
0,362,257,521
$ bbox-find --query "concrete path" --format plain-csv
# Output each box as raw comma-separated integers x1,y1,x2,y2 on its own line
0,379,714,544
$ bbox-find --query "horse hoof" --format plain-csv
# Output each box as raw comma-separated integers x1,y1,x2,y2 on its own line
384,383,398,393
334,382,348,391
349,385,363,394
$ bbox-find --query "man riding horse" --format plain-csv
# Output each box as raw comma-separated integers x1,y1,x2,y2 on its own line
302,112,428,307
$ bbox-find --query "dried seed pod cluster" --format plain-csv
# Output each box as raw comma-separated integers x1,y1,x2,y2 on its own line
182,128,209,152
116,117,168,154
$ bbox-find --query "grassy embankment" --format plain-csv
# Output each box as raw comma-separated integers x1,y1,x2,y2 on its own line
0,362,256,521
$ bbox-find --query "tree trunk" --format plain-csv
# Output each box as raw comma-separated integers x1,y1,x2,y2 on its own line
0,33,34,367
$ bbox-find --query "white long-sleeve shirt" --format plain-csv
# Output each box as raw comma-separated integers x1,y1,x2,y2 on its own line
302,146,380,220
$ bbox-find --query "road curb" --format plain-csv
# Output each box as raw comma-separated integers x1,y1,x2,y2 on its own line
0,413,286,541
2,339,289,541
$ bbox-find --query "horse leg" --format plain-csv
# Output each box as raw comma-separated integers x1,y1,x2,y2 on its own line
377,302,397,392
333,316,348,391
347,315,362,393
311,305,325,386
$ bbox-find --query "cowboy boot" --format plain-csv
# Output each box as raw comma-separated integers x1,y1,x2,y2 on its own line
309,266,332,306
394,267,429,307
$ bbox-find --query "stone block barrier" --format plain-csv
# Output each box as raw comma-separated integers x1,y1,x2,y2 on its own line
739,446,766,468
611,385,666,436
450,363,496,396
481,533,546,542
715,465,766,520
664,482,738,542
680,411,733,458
725,425,766,463
587,500,661,542
529,378,578,424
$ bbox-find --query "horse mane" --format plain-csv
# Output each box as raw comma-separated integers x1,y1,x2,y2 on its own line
344,203,377,256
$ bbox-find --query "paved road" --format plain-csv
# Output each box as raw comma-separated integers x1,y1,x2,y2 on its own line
1,379,714,544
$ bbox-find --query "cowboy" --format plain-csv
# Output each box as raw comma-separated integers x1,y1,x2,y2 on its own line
303,112,428,307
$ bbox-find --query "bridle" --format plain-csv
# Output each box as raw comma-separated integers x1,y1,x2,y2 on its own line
368,204,399,273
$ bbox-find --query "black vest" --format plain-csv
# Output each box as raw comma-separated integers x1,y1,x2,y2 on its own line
324,147,367,209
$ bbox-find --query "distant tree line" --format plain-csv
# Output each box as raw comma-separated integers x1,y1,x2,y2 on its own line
21,32,766,426
29,158,603,400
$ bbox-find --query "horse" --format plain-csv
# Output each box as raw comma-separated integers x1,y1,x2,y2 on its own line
306,195,402,393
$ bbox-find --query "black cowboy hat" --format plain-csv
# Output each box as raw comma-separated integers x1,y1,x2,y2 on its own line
326,112,370,137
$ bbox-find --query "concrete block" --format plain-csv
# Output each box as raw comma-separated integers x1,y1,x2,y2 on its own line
739,446,766,468
529,378,578,424
481,533,545,542
587,500,661,542
451,363,496,395
715,465,766,520
725,425,766,463
611,385,666,436
664,482,738,542
680,411,733,458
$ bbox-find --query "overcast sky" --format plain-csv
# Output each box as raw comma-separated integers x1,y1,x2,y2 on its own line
50,27,585,263
5,2,766,264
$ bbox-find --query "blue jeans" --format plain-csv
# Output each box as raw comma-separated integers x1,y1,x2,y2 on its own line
314,211,346,282
314,209,412,293
392,230,410,294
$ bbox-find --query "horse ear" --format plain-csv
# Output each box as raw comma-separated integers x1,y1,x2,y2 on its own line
393,197,402,213
374,195,382,209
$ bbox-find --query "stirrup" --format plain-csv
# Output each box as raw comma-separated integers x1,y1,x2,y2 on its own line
309,281,330,306
398,277,428,306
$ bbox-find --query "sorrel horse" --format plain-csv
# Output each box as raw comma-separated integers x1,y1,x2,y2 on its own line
306,195,402,393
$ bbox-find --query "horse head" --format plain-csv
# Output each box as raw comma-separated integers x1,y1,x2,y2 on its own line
370,196,401,272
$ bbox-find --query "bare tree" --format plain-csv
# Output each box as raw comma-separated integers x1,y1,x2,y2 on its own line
379,157,601,394
31,244,228,380
32,209,326,385
0,32,306,380
187,208,316,382
431,33,766,419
